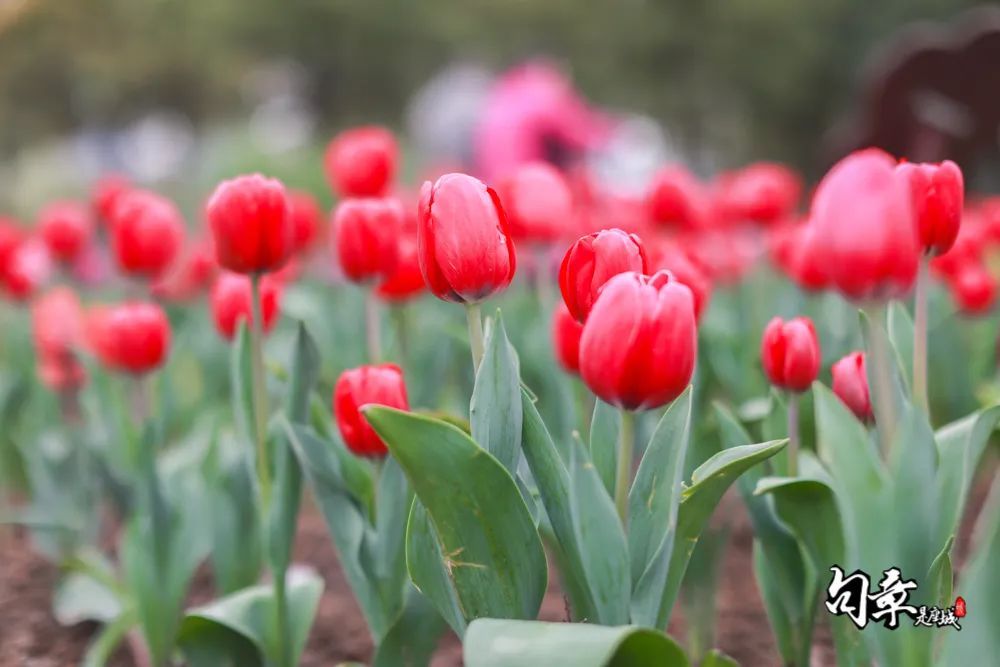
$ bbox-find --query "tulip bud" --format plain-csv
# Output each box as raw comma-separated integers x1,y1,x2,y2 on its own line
809,149,919,300
559,228,647,322
498,162,574,243
110,189,185,278
831,351,873,423
761,316,820,392
207,174,293,274
646,166,708,230
418,173,516,304
949,264,996,315
646,239,711,321
210,272,282,341
2,238,51,301
579,270,697,410
375,233,426,302
332,197,403,283
32,288,86,392
0,218,24,268
38,201,93,264
151,239,217,302
324,126,398,198
334,364,409,457
87,302,170,375
552,302,583,374
896,160,963,256
92,174,132,226
289,190,322,254
715,162,801,225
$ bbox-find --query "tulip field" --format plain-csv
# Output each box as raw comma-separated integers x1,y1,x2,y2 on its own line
1,129,998,667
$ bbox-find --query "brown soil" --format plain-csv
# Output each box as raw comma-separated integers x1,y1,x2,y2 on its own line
1,455,994,667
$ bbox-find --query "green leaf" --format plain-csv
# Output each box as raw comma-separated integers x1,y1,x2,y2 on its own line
364,407,547,632
372,586,447,667
700,650,739,667
82,611,136,667
178,568,324,667
406,501,466,635
470,313,522,474
628,389,693,589
53,571,122,625
926,535,954,609
934,405,1000,548
520,389,629,624
589,399,621,496
631,439,787,629
886,301,914,390
463,619,690,667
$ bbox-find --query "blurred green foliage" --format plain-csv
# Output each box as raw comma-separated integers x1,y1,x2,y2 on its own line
0,0,985,174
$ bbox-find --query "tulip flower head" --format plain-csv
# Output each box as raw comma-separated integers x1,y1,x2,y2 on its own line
87,301,170,375
646,239,711,321
375,232,426,302
417,173,516,304
110,189,185,278
92,174,132,226
498,162,574,243
210,272,282,341
207,174,293,274
579,270,697,410
38,201,93,264
832,351,873,423
559,228,648,323
949,264,996,316
808,149,919,301
334,364,409,458
646,165,709,230
552,302,583,374
715,162,801,225
896,159,963,256
32,288,86,392
324,126,398,198
289,190,323,254
760,316,820,392
2,238,52,301
332,197,403,283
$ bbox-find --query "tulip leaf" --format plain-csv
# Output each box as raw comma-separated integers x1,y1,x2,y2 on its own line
926,535,954,609
364,407,547,632
520,389,630,624
886,301,914,390
82,610,137,667
700,650,739,667
178,568,323,667
53,570,122,626
590,399,621,496
372,586,447,667
207,439,262,594
463,619,690,667
470,313,522,474
628,388,693,588
934,405,1000,547
631,439,787,629
406,500,467,635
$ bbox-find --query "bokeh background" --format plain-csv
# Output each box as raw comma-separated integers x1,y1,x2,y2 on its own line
2,0,999,218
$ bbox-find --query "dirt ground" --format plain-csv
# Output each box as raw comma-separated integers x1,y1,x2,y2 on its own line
1,456,993,667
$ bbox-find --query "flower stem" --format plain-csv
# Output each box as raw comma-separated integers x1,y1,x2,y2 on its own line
366,289,382,363
391,303,409,368
786,391,799,476
465,302,485,372
865,304,896,459
249,274,272,507
615,411,634,525
913,256,929,413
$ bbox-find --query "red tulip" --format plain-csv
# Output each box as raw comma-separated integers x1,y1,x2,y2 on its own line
761,316,820,392
418,173,516,304
769,222,830,292
38,201,93,264
715,162,801,225
579,270,696,410
92,174,132,225
332,197,403,283
289,190,322,254
831,351,873,423
0,218,24,268
375,233,426,302
559,228,647,322
646,165,708,230
552,302,583,373
498,162,574,242
808,149,919,300
151,239,217,302
32,288,86,392
86,301,170,375
324,126,398,198
334,364,409,457
207,174,292,274
896,160,963,256
949,264,996,315
2,238,51,301
646,239,711,321
210,272,282,341
110,189,185,278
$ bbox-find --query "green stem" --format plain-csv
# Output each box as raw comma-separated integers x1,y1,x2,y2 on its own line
465,302,485,372
391,303,409,368
786,391,799,477
249,274,272,508
615,411,634,525
913,256,929,414
865,303,896,459
366,289,382,363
